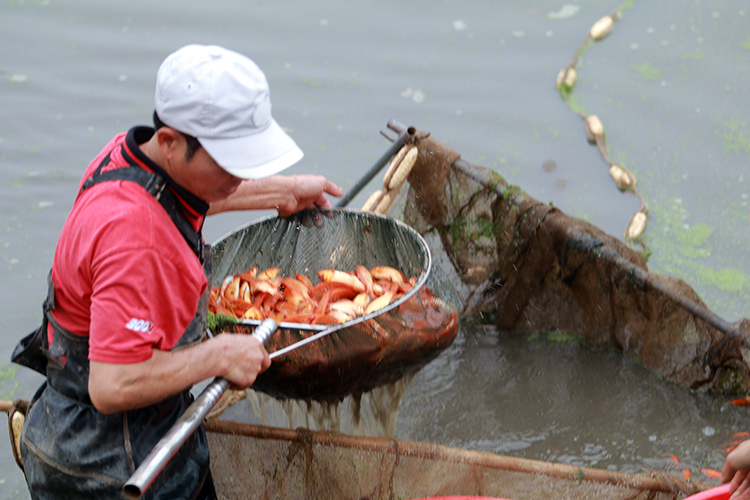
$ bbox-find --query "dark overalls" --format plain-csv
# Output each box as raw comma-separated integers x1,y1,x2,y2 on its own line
13,151,216,500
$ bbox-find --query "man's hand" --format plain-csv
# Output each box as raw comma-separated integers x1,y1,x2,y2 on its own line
722,440,750,499
213,333,271,389
273,175,345,217
207,174,344,216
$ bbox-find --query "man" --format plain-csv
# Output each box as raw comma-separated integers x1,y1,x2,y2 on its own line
15,44,343,499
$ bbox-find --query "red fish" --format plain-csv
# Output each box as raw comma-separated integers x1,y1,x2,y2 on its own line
701,468,722,479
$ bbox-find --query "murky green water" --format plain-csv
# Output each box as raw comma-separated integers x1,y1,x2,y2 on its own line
1,0,748,497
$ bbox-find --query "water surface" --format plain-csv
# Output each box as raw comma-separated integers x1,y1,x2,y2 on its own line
1,0,748,497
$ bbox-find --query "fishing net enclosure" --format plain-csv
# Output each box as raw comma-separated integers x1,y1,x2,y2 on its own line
209,209,460,402
381,124,750,393
205,421,708,500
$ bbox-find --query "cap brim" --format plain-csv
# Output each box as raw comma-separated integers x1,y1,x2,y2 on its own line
198,119,304,179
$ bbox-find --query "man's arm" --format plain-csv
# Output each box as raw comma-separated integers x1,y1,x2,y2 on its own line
89,333,270,415
207,174,344,216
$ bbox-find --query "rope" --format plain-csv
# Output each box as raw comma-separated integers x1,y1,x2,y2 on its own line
556,2,650,256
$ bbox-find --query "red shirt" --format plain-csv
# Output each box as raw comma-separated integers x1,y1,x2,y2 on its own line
50,127,209,364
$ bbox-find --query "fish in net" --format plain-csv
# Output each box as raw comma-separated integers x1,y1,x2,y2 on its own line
209,209,460,403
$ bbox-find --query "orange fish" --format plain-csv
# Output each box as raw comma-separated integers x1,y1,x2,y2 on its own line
370,265,406,285
724,439,747,448
701,468,722,479
365,290,395,315
214,265,412,325
318,269,366,293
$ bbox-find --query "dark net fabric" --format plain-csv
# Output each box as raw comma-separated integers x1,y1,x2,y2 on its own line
383,130,750,393
205,421,708,500
211,209,460,402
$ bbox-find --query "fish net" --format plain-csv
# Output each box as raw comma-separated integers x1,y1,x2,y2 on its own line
205,420,708,500
209,209,460,402
380,123,750,393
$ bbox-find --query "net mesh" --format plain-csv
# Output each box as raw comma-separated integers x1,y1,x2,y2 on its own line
210,209,460,402
205,420,708,500
383,127,750,393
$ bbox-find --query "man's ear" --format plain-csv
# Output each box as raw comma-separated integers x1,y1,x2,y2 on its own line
155,127,182,161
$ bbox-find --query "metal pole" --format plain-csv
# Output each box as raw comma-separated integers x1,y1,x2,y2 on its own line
123,318,278,499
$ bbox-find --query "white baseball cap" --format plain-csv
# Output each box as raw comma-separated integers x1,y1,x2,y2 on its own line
155,44,303,179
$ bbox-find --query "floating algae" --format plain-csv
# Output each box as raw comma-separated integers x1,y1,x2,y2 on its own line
721,118,750,155
648,197,750,313
0,362,18,400
630,63,663,82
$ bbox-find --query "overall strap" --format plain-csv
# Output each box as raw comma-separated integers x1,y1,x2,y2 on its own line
80,154,205,262
9,272,56,375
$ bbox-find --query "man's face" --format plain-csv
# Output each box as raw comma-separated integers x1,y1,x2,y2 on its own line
170,135,243,203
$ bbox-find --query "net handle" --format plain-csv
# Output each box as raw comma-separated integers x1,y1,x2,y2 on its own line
123,319,278,499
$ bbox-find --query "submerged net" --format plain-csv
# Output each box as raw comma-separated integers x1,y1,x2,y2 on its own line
381,123,750,393
210,209,460,402
205,420,708,500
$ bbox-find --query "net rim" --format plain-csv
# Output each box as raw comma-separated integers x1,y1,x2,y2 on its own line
210,208,433,335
